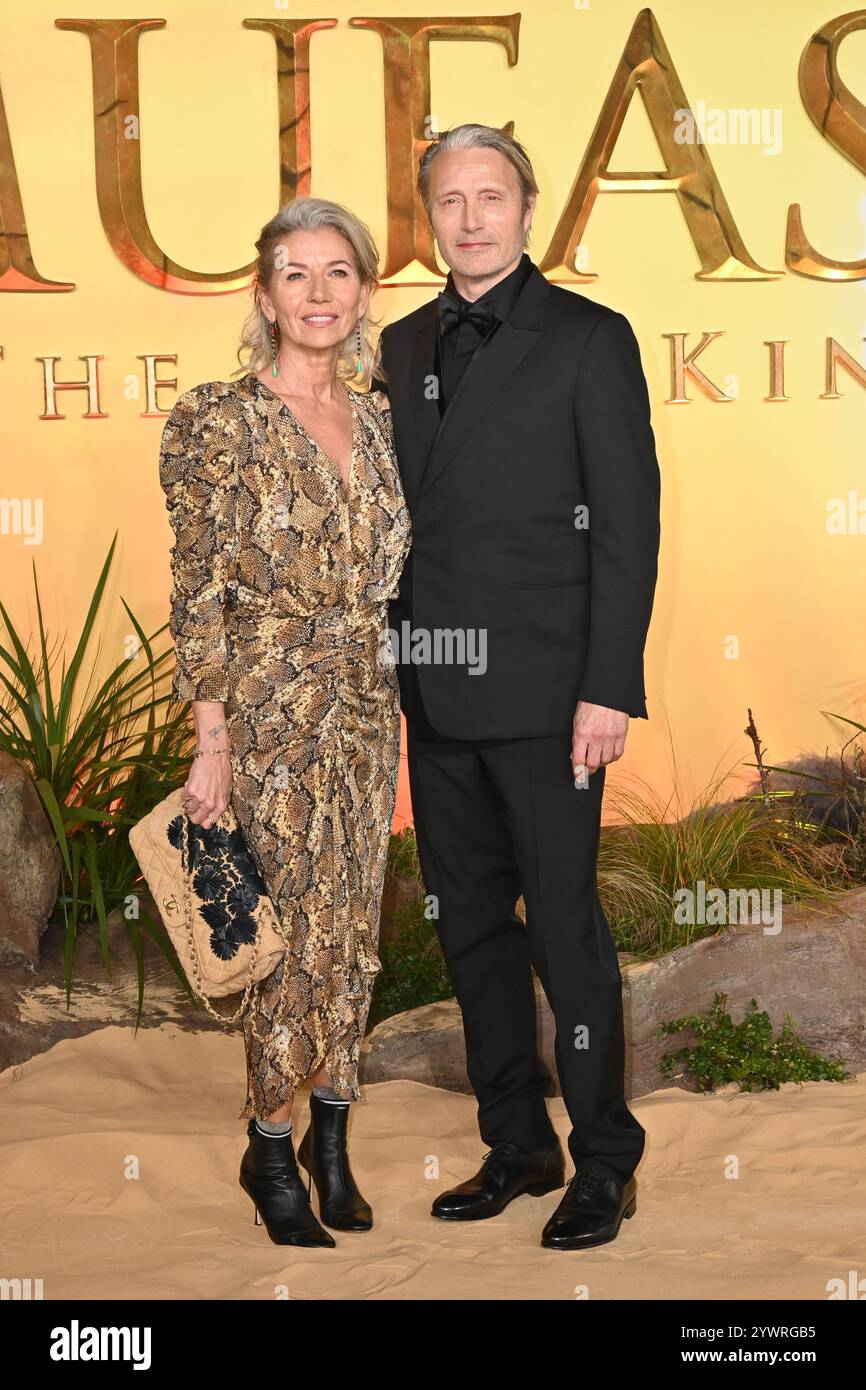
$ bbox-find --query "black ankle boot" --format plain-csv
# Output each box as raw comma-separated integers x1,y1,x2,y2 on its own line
239,1119,335,1248
297,1093,373,1231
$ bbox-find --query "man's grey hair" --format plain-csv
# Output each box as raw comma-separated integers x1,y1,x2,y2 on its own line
417,124,540,223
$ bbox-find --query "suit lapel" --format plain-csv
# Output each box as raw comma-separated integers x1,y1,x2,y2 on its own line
407,308,442,469
407,262,550,509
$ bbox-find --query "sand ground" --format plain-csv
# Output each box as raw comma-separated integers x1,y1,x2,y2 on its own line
1,1024,864,1300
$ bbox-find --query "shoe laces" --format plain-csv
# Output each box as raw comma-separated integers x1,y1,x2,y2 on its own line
480,1142,521,1180
567,1171,603,1203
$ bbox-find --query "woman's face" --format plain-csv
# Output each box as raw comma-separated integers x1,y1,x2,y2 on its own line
260,227,371,358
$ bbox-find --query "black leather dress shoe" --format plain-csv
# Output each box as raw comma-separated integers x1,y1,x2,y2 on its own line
432,1139,566,1221
541,1168,637,1249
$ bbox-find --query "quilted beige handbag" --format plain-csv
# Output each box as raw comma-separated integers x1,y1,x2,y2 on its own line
129,787,288,1024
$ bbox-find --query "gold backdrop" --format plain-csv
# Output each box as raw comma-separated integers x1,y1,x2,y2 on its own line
3,1,865,827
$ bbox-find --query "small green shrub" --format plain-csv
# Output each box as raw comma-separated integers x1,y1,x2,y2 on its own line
600,756,848,961
369,890,453,1029
659,992,852,1092
0,534,197,1021
386,825,421,879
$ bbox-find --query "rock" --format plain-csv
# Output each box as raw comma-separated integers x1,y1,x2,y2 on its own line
360,886,866,1096
360,998,471,1092
623,885,866,1094
0,752,62,969
0,901,231,1076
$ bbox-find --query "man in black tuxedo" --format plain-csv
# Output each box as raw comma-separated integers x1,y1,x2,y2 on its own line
375,124,660,1249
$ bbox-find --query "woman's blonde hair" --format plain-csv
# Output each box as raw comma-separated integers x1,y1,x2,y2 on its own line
233,196,386,388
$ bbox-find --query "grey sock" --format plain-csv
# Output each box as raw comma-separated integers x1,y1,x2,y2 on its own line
254,1117,293,1136
313,1085,349,1105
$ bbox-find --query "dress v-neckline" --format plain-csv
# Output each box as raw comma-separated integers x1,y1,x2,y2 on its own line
250,371,356,502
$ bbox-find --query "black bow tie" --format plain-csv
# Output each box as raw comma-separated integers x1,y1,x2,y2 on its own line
438,290,497,336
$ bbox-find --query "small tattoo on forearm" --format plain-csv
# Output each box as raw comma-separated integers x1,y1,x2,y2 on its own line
207,723,227,740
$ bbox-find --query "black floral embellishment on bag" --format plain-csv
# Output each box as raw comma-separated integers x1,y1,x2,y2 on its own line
200,898,258,960
226,879,262,917
194,859,224,902
167,812,272,962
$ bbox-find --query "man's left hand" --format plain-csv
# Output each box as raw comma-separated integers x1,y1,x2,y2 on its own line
571,701,629,780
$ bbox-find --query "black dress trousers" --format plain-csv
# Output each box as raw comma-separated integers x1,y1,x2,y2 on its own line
405,702,646,1185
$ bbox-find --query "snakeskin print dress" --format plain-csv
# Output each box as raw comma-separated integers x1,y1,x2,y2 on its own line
158,370,411,1118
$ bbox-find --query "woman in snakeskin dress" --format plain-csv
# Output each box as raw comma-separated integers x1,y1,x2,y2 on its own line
158,198,411,1247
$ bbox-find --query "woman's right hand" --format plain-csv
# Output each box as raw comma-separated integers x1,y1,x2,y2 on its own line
182,752,233,829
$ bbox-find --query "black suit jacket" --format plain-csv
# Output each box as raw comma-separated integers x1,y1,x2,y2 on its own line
376,260,661,740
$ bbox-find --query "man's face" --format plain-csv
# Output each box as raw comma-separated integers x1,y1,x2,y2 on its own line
425,147,535,289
